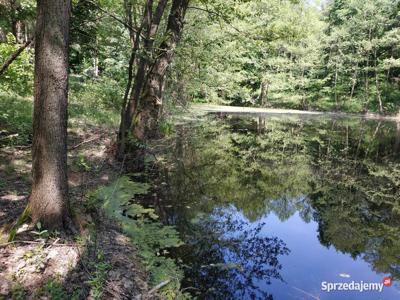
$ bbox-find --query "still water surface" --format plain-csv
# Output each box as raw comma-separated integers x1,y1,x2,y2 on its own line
151,112,400,299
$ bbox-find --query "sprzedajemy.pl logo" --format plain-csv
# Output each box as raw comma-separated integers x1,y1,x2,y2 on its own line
321,277,392,293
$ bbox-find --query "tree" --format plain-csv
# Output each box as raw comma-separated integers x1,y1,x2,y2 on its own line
29,0,71,229
116,0,190,157
134,0,190,140
117,0,170,158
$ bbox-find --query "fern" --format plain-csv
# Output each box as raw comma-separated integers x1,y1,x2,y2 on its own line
92,176,185,295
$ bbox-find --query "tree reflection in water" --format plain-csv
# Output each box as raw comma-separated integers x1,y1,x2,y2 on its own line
152,113,400,298
176,208,289,300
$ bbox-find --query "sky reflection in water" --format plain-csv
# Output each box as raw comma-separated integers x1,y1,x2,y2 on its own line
155,113,400,299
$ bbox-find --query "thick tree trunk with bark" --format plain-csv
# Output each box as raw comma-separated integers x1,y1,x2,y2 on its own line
134,0,190,141
29,0,71,229
117,0,170,157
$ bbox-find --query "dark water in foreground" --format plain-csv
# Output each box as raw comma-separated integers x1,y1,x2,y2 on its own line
153,113,400,299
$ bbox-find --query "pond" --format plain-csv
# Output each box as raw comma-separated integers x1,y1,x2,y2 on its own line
150,112,400,300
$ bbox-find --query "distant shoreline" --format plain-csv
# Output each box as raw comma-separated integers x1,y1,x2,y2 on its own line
192,104,400,122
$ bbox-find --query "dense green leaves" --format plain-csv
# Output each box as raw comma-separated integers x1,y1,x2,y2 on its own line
92,176,186,297
0,34,33,96
166,0,400,113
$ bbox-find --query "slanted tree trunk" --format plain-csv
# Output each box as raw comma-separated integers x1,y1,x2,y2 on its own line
116,0,145,159
0,38,32,76
30,0,71,229
134,0,190,141
117,0,169,158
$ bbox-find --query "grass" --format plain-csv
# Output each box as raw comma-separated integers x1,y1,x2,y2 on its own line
0,93,32,146
87,251,111,300
0,78,120,148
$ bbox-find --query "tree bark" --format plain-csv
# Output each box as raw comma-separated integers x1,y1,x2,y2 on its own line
134,0,190,141
374,50,383,114
117,0,169,156
0,38,32,76
334,62,339,110
394,121,400,153
349,69,357,100
30,0,71,229
116,0,145,159
259,80,268,107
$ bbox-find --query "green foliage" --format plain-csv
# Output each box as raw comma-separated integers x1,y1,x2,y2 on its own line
31,222,49,239
0,93,32,147
170,0,326,108
87,251,111,300
159,120,175,136
0,34,34,96
10,283,27,300
320,0,400,113
92,177,185,297
8,205,31,242
72,153,92,172
42,279,68,300
69,76,121,127
0,77,121,148
31,278,82,300
167,0,400,113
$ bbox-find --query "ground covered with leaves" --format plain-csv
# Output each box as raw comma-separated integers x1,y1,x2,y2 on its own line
0,92,160,299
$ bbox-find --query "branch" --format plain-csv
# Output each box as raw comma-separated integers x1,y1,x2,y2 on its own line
187,6,243,34
69,135,102,150
86,0,142,36
0,38,33,77
148,280,171,294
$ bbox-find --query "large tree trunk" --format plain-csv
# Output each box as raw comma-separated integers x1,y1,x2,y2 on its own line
30,0,71,229
134,0,190,141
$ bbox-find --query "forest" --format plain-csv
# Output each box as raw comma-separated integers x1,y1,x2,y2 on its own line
0,0,400,299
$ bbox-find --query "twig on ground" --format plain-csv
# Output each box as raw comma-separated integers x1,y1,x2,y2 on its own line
69,135,102,150
0,240,78,247
148,279,171,295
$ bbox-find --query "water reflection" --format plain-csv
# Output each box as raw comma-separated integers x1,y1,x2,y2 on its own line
152,113,400,299
177,208,289,299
